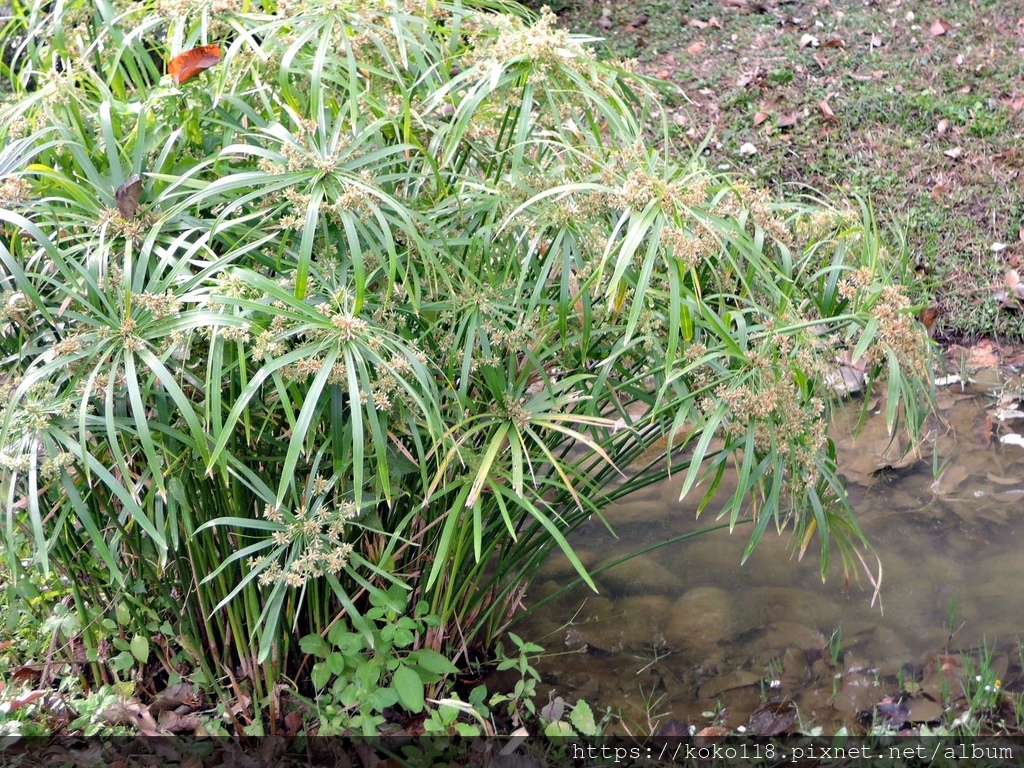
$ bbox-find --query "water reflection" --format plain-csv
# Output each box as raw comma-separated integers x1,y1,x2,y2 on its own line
514,376,1024,732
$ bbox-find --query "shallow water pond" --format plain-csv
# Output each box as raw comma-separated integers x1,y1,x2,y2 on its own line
511,370,1024,733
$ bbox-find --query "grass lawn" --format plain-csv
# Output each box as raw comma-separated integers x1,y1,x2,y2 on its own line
541,0,1024,340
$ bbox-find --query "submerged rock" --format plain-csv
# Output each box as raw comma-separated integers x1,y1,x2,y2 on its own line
697,669,762,700
665,586,735,649
594,554,684,598
733,587,842,634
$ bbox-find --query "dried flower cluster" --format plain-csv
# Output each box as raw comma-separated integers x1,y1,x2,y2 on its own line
249,488,359,588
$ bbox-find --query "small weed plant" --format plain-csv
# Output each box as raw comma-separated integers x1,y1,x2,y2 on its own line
0,0,932,726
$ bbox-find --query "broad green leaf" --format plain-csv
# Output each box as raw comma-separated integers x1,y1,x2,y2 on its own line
129,635,150,664
392,664,425,713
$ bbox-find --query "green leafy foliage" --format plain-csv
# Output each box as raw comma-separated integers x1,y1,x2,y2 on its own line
0,0,932,725
301,587,455,734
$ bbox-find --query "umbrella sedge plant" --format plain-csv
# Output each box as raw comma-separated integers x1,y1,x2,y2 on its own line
0,0,932,725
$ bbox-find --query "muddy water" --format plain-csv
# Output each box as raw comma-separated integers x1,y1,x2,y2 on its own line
513,373,1024,732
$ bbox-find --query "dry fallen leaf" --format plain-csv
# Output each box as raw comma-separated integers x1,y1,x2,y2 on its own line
687,40,707,54
919,306,939,334
818,99,836,119
936,118,949,135
870,33,883,47
822,37,846,48
753,110,771,126
968,340,1000,368
930,18,953,36
8,690,46,712
800,33,820,48
688,18,709,28
944,146,963,159
777,112,800,128
596,8,613,30
1011,276,1024,300
696,726,732,738
738,142,758,155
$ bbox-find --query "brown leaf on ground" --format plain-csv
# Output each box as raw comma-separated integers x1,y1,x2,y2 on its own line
748,700,799,736
777,111,800,128
656,719,690,737
875,697,911,726
284,710,304,737
1000,97,1024,112
101,699,161,735
944,146,963,159
688,18,709,28
919,306,940,333
930,18,954,36
870,33,883,47
687,40,707,54
736,69,760,87
818,99,836,119
1007,270,1024,299
967,340,1000,368
799,33,819,48
936,118,948,134
695,726,731,738
8,690,46,712
149,681,198,713
157,709,202,733
753,110,771,126
822,37,846,48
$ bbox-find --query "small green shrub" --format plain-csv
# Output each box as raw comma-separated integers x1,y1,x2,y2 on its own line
300,585,457,735
0,0,932,723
